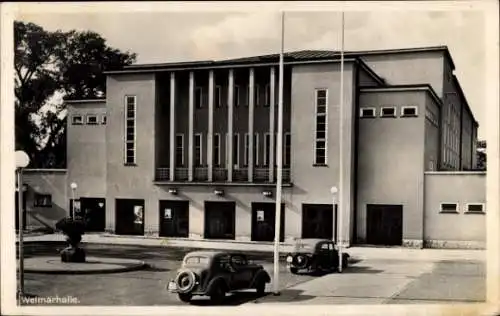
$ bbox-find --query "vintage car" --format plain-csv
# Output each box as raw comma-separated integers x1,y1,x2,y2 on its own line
166,251,271,303
285,238,350,274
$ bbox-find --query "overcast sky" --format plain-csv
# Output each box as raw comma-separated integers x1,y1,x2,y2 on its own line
15,2,489,138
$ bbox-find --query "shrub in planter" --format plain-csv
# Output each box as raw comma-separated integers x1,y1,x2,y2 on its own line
55,217,86,263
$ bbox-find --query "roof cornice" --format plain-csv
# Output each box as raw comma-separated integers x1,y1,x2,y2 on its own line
360,84,443,107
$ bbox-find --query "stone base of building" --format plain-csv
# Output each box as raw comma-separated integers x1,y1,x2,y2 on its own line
424,240,485,249
402,239,424,249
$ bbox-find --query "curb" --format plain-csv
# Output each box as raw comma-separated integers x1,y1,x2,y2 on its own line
21,258,148,275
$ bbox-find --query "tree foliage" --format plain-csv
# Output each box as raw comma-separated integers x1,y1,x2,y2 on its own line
14,21,136,168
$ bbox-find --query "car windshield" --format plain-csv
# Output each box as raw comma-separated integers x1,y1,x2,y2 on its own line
184,256,210,265
293,242,315,252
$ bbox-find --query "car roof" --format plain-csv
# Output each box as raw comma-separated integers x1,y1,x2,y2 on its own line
185,251,224,258
295,238,332,245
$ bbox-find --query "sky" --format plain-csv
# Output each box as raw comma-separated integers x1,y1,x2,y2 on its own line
15,3,489,139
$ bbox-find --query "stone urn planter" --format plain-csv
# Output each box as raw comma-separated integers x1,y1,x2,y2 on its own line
55,217,86,263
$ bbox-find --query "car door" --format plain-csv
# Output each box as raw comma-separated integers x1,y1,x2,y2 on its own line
230,254,253,289
327,242,336,269
215,254,234,290
317,242,330,268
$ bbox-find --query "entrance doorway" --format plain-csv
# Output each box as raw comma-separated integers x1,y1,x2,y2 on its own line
115,199,145,236
251,202,285,242
159,200,189,237
366,204,403,246
204,201,235,240
70,198,106,232
301,204,337,240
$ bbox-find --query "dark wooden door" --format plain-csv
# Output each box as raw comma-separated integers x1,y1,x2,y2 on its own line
251,202,285,242
366,204,403,246
204,201,235,239
115,199,145,236
301,204,337,240
15,192,27,231
159,200,189,237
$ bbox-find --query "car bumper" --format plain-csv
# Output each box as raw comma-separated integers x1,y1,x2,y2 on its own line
166,280,205,295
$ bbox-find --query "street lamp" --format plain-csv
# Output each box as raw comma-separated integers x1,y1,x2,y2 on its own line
16,150,30,297
70,182,78,220
330,186,342,272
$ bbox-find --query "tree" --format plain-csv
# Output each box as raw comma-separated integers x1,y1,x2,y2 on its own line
476,140,486,171
14,21,137,168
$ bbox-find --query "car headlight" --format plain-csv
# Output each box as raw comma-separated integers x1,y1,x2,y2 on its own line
286,255,293,263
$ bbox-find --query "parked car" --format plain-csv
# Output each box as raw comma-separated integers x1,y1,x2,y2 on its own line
285,238,350,274
166,251,271,303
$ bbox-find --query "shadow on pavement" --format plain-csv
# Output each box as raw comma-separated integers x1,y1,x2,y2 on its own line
182,291,267,306
343,266,383,274
252,289,316,303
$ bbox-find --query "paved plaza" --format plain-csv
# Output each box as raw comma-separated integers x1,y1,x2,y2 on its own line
16,233,486,306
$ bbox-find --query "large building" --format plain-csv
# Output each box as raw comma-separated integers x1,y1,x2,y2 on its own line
19,46,486,249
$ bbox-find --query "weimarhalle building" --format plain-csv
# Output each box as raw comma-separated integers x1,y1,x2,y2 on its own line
19,46,486,249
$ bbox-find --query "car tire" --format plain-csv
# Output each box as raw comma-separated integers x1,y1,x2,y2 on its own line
178,293,192,303
290,267,299,274
210,284,226,304
255,279,266,295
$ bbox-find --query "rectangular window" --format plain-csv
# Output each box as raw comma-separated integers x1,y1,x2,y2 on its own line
213,133,221,166
265,84,271,107
34,193,52,207
465,203,485,214
244,133,250,166
264,133,271,166
401,106,418,117
314,89,328,165
195,133,203,166
175,134,184,167
86,114,98,125
233,133,240,167
284,133,291,167
234,85,240,107
215,85,222,108
101,114,107,125
253,133,259,166
440,202,458,213
125,95,136,165
360,107,376,118
195,87,203,109
72,115,83,125
380,106,397,118
255,84,260,106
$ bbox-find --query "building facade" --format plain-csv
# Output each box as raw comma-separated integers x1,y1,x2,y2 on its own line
19,46,487,248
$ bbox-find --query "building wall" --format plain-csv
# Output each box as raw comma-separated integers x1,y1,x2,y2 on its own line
358,66,381,87
357,89,426,246
66,100,107,198
22,169,68,228
290,62,356,242
461,108,473,170
423,172,486,248
360,51,445,95
105,73,158,234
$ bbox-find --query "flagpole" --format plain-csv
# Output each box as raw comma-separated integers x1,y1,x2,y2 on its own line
273,11,285,296
337,11,345,273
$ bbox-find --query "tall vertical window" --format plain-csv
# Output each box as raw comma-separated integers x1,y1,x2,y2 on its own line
213,133,221,166
124,95,136,165
195,133,203,166
246,84,260,106
234,85,240,107
175,134,184,167
215,86,222,108
253,133,259,166
314,89,328,165
264,84,271,107
244,133,250,166
195,87,203,108
284,133,291,167
233,134,240,167
264,133,271,166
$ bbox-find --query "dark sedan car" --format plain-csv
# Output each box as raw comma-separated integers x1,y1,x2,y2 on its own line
285,238,350,274
167,251,271,303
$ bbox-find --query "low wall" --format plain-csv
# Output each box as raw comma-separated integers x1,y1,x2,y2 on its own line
423,171,486,249
22,169,68,229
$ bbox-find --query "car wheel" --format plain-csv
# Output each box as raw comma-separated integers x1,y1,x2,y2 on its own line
210,284,226,304
255,279,266,295
290,267,299,274
178,293,192,303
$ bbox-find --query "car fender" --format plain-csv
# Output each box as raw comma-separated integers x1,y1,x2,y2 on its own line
206,276,229,295
249,269,271,287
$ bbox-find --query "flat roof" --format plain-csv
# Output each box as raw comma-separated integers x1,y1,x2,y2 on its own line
360,84,443,107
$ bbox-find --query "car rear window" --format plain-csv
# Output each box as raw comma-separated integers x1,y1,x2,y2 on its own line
184,256,210,265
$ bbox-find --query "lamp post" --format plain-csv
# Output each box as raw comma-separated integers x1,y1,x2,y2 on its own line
16,150,30,297
70,182,78,220
331,186,342,272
